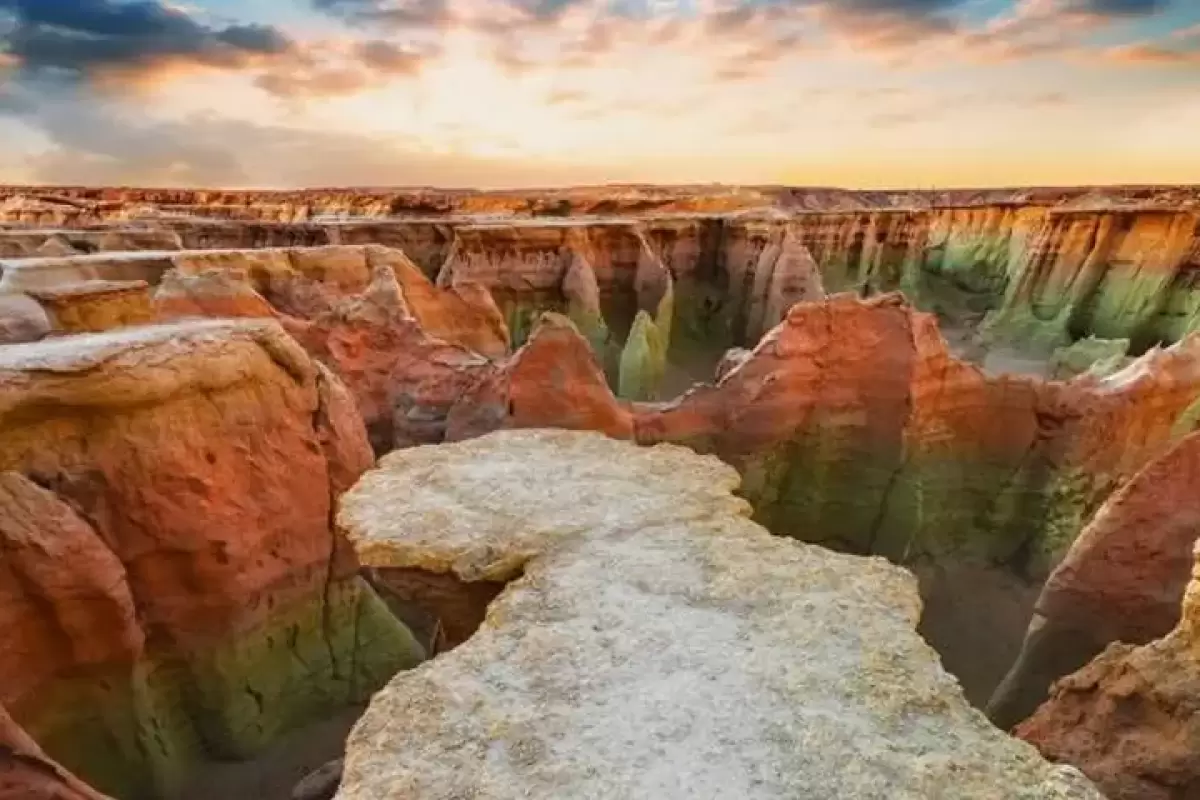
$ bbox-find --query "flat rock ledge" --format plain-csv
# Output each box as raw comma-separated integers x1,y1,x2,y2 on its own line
335,429,1100,800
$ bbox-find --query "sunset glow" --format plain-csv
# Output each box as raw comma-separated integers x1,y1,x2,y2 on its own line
1,0,1198,187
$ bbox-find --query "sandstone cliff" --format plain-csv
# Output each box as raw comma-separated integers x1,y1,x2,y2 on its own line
0,319,423,799
988,430,1200,729
1017,535,1200,799
334,429,1100,799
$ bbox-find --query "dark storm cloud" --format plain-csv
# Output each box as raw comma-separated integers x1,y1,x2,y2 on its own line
0,0,295,81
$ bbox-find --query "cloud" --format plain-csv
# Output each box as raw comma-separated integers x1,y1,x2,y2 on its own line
1066,0,1170,16
310,0,454,29
1097,22,1200,64
8,90,640,188
0,0,436,101
0,0,295,85
253,40,431,98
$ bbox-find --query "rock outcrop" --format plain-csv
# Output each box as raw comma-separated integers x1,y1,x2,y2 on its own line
636,293,1200,574
282,264,494,452
1017,537,1200,799
445,313,633,443
334,429,1099,800
988,430,1200,729
25,280,154,333
0,319,423,799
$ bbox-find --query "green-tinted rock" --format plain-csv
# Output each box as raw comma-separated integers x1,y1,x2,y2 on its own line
28,577,423,800
1049,337,1131,380
618,310,667,401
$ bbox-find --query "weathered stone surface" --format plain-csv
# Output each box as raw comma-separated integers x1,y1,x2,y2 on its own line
284,265,493,452
445,313,633,443
0,319,423,799
334,429,1098,800
26,280,155,333
370,246,509,359
636,294,1200,574
1049,337,1131,380
988,430,1200,729
291,759,342,800
154,267,278,319
0,251,179,292
1017,538,1200,799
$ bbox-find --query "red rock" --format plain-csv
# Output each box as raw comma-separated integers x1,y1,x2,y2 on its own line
445,313,633,443
154,267,277,319
0,319,422,799
284,265,493,452
988,430,1200,729
1016,536,1200,800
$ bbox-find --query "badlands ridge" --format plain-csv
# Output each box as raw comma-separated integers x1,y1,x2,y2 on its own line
0,183,1198,800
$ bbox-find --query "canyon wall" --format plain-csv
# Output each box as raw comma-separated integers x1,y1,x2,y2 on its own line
0,320,424,799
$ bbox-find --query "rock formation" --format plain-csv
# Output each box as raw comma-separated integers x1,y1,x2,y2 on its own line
334,429,1100,799
26,280,154,333
988,430,1200,729
1017,536,1200,799
282,264,494,452
0,320,423,799
636,293,1200,575
445,313,633,443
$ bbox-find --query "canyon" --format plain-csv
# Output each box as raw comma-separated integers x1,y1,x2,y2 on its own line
0,183,1198,800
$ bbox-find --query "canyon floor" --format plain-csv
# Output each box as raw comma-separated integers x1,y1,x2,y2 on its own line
1,183,1199,800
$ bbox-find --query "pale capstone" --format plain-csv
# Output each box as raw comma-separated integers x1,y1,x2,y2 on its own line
335,429,1101,800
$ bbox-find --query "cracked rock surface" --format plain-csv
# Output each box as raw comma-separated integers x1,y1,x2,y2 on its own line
336,428,1100,800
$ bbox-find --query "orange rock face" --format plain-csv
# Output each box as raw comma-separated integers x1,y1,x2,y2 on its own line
283,265,495,451
25,280,155,333
1016,529,1200,800
445,313,634,443
988,430,1200,729
0,320,422,799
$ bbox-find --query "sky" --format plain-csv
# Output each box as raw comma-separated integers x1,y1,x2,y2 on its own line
0,0,1198,189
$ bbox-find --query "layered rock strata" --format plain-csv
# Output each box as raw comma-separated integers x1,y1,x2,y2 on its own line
334,429,1099,799
0,319,424,799
7,200,1192,367
1017,537,1200,799
0,245,509,452
635,293,1200,577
